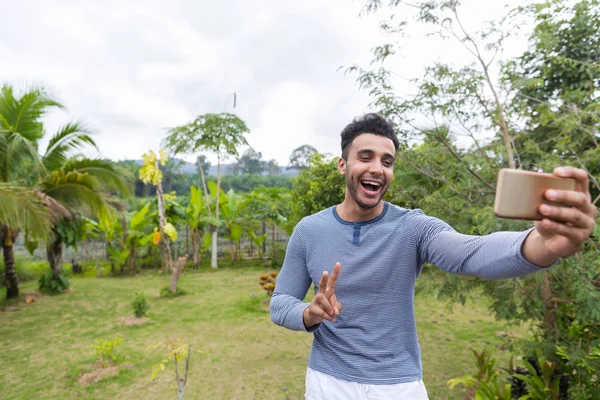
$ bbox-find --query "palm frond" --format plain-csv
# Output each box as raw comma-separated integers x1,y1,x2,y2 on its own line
42,122,96,171
2,131,43,182
38,171,108,219
61,157,130,197
0,85,63,142
0,183,52,240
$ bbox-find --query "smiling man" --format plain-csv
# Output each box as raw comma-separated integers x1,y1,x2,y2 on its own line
270,113,597,400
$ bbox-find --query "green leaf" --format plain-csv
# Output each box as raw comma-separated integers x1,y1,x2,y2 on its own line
130,203,150,230
229,224,244,242
202,232,212,249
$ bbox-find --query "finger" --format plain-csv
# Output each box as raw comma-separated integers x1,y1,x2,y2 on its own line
545,189,592,212
538,203,594,229
327,262,341,293
318,271,329,295
314,293,334,316
536,219,591,244
554,166,590,195
330,293,339,315
335,301,343,314
311,305,335,322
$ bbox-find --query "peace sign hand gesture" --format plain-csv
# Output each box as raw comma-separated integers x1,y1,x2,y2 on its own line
303,262,343,329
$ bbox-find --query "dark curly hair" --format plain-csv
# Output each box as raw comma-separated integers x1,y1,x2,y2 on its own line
340,113,399,160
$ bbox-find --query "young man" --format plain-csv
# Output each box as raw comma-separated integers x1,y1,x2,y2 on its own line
270,113,597,399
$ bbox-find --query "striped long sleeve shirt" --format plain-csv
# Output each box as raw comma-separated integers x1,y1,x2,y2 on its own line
270,202,547,384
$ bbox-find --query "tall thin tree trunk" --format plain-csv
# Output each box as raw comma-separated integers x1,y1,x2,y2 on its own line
211,156,221,269
128,243,136,274
2,226,20,299
191,228,201,268
156,160,174,273
229,239,235,260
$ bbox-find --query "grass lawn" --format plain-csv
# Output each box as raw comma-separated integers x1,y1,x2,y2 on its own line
0,266,528,399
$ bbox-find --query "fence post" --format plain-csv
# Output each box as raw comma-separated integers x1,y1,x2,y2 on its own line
262,220,266,256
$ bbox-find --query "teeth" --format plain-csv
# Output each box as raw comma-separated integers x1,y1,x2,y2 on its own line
362,180,381,187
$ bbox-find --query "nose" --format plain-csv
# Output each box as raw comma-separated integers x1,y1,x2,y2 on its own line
368,158,384,176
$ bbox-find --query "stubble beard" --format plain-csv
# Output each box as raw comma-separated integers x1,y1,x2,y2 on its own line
346,173,388,210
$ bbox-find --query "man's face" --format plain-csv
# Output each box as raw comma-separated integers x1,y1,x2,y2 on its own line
338,133,396,210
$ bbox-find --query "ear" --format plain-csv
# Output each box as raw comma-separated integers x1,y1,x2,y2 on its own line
337,157,346,176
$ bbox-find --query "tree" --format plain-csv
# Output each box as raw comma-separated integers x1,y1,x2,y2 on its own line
38,148,130,283
505,0,600,194
234,148,265,175
139,149,176,273
291,153,345,226
163,113,250,268
0,184,51,298
265,159,281,176
352,0,600,395
196,155,211,177
288,144,318,169
0,85,61,298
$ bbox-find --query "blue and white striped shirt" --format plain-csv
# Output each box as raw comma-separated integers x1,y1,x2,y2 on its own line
270,202,545,384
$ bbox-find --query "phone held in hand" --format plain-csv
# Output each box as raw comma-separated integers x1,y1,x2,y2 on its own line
494,168,576,220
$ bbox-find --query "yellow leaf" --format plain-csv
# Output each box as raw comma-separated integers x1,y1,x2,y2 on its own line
159,149,169,166
163,223,177,241
160,364,165,371
153,232,161,245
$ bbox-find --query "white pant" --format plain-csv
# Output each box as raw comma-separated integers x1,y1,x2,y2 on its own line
305,368,429,400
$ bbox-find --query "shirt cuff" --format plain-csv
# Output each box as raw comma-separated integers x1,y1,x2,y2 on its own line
299,303,321,333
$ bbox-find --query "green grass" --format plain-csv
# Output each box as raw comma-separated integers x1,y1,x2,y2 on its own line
0,267,529,399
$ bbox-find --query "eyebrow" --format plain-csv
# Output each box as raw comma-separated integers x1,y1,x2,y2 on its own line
356,149,396,160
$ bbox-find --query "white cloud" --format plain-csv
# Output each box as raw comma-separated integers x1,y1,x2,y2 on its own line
1,0,530,166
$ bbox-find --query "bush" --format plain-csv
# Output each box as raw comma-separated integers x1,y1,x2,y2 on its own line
38,269,70,295
259,272,277,296
94,337,124,367
0,256,50,285
131,292,150,318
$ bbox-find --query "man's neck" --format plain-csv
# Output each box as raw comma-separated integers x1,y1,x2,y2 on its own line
336,199,385,222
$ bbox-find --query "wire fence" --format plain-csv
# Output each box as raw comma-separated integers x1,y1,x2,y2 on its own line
12,223,290,266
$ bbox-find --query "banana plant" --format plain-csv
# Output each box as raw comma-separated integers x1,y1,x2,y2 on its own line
248,231,268,258
186,186,219,268
220,188,249,261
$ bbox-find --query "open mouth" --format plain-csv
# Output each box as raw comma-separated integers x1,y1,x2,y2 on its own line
360,179,383,197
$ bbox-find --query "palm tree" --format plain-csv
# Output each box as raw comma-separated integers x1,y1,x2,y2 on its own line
1,84,129,296
0,85,62,299
37,134,130,280
0,184,52,298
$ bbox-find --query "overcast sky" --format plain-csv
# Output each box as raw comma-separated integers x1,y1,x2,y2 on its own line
1,0,528,166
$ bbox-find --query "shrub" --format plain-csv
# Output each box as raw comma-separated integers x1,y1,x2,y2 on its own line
94,337,124,367
132,292,150,318
38,269,70,295
259,272,277,296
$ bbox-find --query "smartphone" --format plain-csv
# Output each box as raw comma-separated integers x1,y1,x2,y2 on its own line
494,168,576,220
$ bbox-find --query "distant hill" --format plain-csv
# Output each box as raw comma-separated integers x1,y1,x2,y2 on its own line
132,159,300,177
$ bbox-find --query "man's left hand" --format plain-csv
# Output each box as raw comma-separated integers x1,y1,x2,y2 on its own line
534,166,598,261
